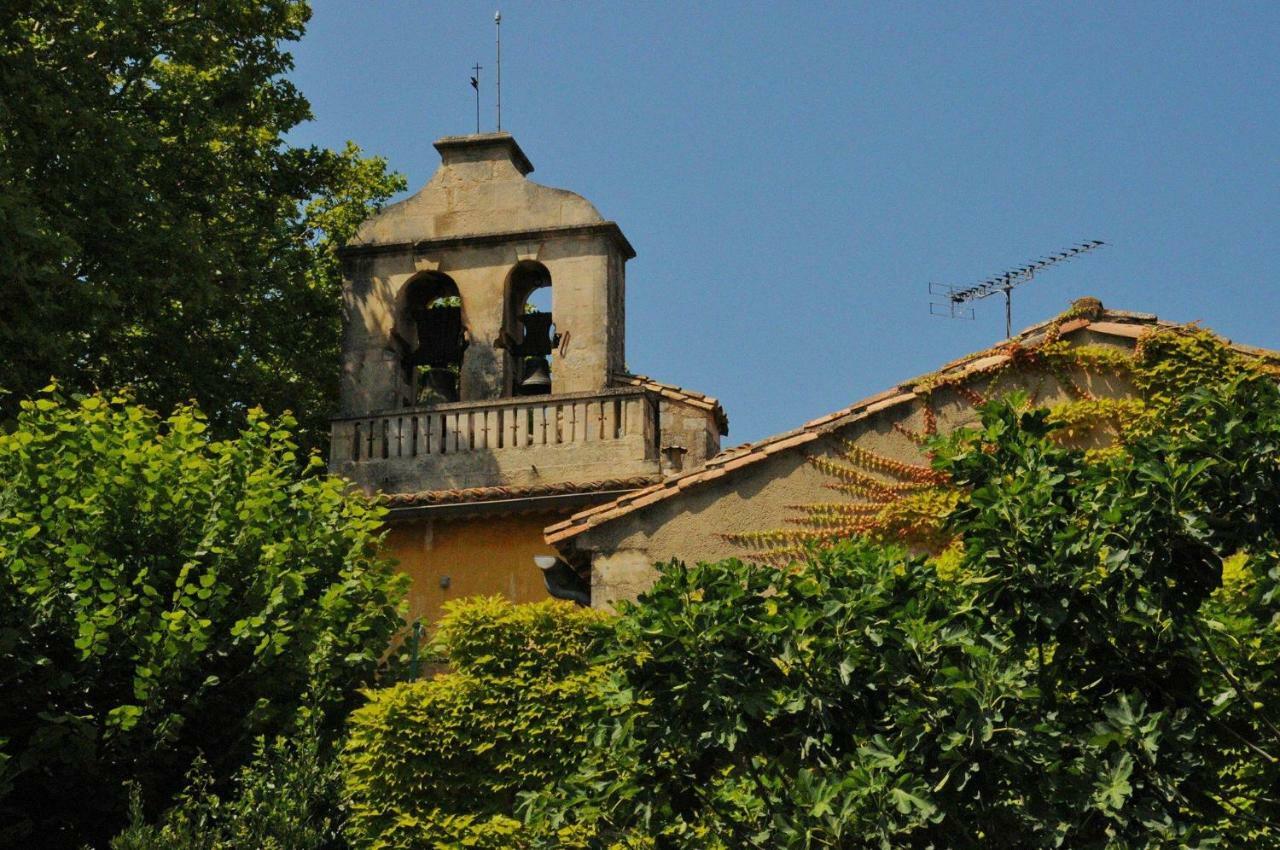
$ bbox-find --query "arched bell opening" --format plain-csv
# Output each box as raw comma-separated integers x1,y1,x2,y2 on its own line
501,261,557,397
403,272,466,404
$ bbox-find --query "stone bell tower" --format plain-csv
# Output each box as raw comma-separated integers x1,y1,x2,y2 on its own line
337,133,631,415
329,132,726,621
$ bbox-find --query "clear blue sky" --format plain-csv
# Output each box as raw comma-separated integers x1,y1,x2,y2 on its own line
289,1,1278,445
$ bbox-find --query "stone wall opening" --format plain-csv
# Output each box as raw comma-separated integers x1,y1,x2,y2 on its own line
503,261,556,397
404,271,466,404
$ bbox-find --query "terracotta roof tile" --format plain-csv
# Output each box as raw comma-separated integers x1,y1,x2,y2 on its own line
695,466,733,484
545,524,584,544
1087,321,1147,339
963,353,1014,375
585,506,631,527
863,392,920,416
762,432,822,454
804,387,905,429
1055,318,1092,335
721,453,764,472
712,429,804,462
623,490,669,511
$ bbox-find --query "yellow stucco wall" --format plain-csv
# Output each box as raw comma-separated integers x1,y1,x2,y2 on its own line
384,511,563,626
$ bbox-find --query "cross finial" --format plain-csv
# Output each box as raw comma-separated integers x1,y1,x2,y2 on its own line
469,62,483,133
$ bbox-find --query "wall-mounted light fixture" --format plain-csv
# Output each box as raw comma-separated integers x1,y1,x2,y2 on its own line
534,555,590,606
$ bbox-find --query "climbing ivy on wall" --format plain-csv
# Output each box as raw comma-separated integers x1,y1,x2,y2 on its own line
719,444,957,566
723,301,1279,567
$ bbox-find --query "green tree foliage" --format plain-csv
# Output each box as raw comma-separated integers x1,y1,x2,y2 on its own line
0,390,407,848
523,372,1280,847
110,714,345,850
342,597,617,850
0,1,405,442
322,329,1280,847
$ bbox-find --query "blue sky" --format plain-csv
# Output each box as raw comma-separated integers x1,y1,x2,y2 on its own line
290,1,1278,444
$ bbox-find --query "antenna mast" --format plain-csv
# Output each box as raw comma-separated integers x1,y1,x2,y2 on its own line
470,63,482,134
494,11,502,131
929,240,1106,338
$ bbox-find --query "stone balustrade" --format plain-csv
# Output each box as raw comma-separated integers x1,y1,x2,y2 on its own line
329,387,660,494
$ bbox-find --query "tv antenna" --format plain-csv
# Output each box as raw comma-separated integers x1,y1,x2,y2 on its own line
469,63,482,133
494,10,502,131
929,240,1106,338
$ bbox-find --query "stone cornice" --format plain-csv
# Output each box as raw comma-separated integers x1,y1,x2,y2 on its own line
338,221,636,262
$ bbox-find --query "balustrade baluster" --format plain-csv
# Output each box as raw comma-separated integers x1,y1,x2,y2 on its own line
535,404,548,445
445,413,458,453
603,400,618,440
482,410,497,451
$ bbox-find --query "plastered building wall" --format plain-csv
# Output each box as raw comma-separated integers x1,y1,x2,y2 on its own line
384,513,562,626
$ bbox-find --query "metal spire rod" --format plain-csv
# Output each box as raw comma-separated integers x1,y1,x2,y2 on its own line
929,240,1106,337
470,62,482,134
494,11,502,131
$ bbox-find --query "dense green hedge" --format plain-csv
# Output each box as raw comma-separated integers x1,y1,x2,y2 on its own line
341,597,616,849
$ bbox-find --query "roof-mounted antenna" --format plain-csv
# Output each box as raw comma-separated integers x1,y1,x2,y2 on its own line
929,240,1106,338
494,11,502,131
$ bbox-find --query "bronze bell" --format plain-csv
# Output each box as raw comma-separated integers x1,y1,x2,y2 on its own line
514,311,555,357
518,357,551,395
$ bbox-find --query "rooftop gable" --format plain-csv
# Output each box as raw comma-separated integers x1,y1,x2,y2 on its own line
545,300,1279,546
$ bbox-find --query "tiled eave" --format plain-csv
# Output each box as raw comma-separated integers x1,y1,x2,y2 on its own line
383,475,661,521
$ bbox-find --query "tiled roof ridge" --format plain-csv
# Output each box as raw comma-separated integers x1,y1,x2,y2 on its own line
546,304,1271,546
384,475,661,509
611,372,730,434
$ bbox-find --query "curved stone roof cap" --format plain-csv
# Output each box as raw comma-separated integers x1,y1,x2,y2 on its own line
349,133,607,246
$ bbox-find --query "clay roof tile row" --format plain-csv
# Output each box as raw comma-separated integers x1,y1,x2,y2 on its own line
611,373,730,434
384,475,661,510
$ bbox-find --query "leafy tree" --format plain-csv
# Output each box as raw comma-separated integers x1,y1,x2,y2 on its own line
524,369,1280,847
110,713,345,850
0,1,404,443
342,597,617,850
0,390,407,849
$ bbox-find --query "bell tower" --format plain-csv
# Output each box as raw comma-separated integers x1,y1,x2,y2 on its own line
337,133,631,416
329,133,726,622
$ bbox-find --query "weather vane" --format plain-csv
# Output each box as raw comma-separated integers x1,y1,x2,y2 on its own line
469,62,482,134
929,240,1106,338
